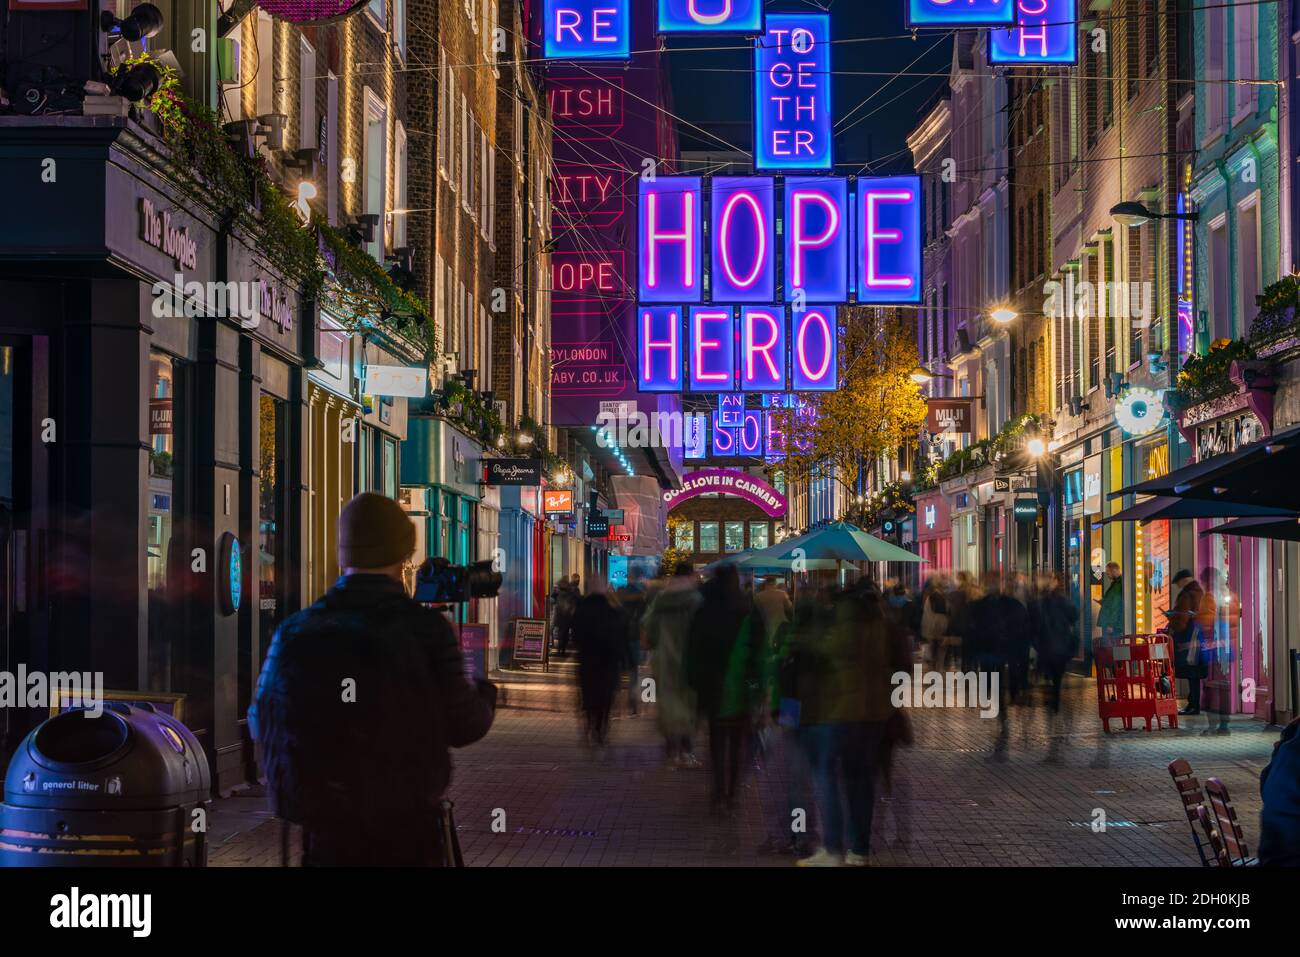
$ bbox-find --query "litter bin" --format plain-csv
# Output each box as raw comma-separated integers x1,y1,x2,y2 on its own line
0,702,210,866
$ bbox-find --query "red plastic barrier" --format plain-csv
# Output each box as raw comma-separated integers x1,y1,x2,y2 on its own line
1093,634,1180,732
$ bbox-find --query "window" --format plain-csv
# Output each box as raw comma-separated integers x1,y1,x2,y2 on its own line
363,89,387,261
749,522,769,550
674,522,694,552
384,437,398,500
480,128,489,236
256,392,288,714
698,522,719,553
1126,5,1140,100
724,522,745,553
299,39,316,150
1206,5,1227,134
368,0,385,27
1210,215,1230,341
393,122,408,249
439,52,452,182
327,73,339,225
1233,0,1257,120
147,351,188,693
393,0,406,58
1237,195,1261,334
461,94,470,207
255,12,273,119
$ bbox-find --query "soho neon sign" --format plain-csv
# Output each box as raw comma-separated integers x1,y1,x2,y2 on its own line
657,0,762,33
636,305,837,393
638,175,921,305
988,0,1078,65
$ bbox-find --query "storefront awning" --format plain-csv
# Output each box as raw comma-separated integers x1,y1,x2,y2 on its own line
1097,495,1297,525
1199,515,1300,542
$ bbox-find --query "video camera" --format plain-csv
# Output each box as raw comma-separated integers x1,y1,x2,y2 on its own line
413,557,503,604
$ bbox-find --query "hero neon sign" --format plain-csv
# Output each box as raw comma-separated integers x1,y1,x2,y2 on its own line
754,13,832,171
657,0,762,34
543,0,631,59
637,306,682,392
711,177,776,302
785,176,848,303
790,308,837,391
906,0,1015,27
855,175,922,304
639,177,702,302
989,0,1078,65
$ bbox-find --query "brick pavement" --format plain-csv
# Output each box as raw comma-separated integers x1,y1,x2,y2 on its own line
208,671,1274,867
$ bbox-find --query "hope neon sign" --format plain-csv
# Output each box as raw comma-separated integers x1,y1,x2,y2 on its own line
543,0,631,59
711,177,776,302
855,175,922,304
754,13,832,171
657,0,762,34
989,0,1078,65
906,0,1014,27
785,176,848,303
634,306,837,393
639,177,702,302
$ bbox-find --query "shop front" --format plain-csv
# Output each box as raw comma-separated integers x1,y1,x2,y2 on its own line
914,488,953,576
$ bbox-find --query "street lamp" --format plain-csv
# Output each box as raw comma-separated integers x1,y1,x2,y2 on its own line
990,305,1018,325
910,365,954,384
1109,200,1198,228
1026,437,1046,457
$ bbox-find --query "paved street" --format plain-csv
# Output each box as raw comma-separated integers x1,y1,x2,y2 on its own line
209,668,1274,867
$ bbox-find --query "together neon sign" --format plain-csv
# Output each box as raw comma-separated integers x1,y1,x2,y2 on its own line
657,0,762,34
754,13,832,171
988,0,1078,65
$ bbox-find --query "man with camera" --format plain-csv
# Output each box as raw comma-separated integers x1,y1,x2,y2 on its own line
251,492,498,866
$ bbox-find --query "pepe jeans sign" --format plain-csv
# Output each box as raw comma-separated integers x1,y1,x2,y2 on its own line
662,469,788,518
139,198,197,271
483,458,543,486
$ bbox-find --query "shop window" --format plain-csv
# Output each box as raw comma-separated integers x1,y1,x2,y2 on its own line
724,521,744,553
698,522,719,553
363,88,387,261
384,436,398,500
253,393,288,717
674,522,694,552
147,352,188,693
749,522,769,551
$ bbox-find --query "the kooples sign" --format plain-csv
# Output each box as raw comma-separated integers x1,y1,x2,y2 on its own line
139,198,197,271
638,175,921,306
258,277,295,332
483,458,543,486
754,14,832,171
637,305,836,393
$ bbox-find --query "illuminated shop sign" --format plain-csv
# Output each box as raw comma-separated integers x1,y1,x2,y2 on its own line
684,414,708,458
989,0,1078,65
907,0,1015,27
710,177,776,302
637,306,682,392
784,176,848,303
740,306,786,391
1115,387,1166,436
639,177,702,303
754,13,832,171
657,0,762,34
688,306,737,391
855,175,922,304
718,393,745,427
790,308,837,391
543,0,632,59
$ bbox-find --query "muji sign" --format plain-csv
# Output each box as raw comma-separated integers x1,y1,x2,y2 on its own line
989,0,1078,65
906,0,1015,27
543,0,631,59
754,13,832,171
657,0,762,34
855,174,922,304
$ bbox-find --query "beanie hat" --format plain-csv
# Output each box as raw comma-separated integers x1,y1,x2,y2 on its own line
338,492,416,569
1173,568,1193,585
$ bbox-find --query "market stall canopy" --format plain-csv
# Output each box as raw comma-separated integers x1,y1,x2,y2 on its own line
704,547,839,573
1097,495,1297,525
1199,516,1300,542
772,522,925,564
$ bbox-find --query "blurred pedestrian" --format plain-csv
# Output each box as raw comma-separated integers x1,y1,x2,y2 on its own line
616,574,648,716
1097,561,1123,646
251,492,496,866
642,561,701,765
1259,717,1300,866
551,574,579,658
919,576,950,671
572,584,625,748
754,576,793,647
1168,569,1205,715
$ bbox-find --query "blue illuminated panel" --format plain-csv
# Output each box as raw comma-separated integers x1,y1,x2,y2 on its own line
740,306,786,391
791,307,837,391
717,393,745,426
907,0,1014,27
684,414,708,458
712,417,738,456
636,306,683,392
710,177,776,302
855,175,922,305
657,0,762,34
784,176,848,303
989,0,1078,65
688,306,736,391
737,409,764,455
753,13,832,171
543,0,632,59
639,177,703,302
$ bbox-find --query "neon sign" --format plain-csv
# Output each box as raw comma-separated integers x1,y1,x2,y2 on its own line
740,306,786,391
785,176,848,302
657,0,762,34
710,177,776,302
543,0,632,59
907,0,1015,27
684,414,708,458
1115,387,1166,436
718,393,745,427
754,13,832,171
791,308,837,391
737,410,764,455
989,0,1078,65
637,306,682,392
712,417,738,456
689,306,736,391
855,175,922,304
639,177,702,302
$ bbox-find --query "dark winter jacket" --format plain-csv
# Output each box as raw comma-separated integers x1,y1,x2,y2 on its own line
685,575,750,719
1259,719,1300,867
250,574,496,864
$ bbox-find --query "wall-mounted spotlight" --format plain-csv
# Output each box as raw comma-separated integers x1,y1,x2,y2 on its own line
101,3,164,42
